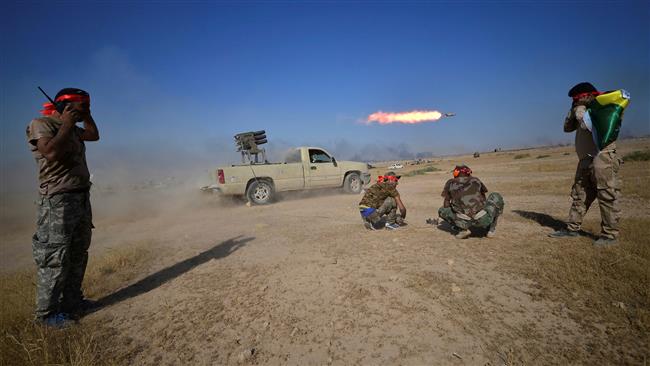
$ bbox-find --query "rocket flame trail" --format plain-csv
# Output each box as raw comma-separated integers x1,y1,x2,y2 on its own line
367,110,444,125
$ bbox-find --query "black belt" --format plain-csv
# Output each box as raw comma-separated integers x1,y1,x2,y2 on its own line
46,187,90,196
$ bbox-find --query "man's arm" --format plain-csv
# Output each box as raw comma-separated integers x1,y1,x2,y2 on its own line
480,180,488,194
80,112,99,141
395,194,406,219
573,105,588,130
441,180,451,207
563,108,577,132
564,104,590,133
35,105,79,161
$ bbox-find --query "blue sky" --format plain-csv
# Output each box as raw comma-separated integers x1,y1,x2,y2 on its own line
1,1,649,184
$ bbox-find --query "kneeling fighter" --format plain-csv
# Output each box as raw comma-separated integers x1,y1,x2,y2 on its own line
437,165,504,239
359,172,406,230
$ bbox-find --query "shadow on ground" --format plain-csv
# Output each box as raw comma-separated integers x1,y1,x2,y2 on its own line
433,219,487,238
513,210,598,239
91,236,254,312
434,220,456,234
513,210,566,231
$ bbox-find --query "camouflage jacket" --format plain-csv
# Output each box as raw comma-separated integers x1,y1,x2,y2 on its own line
359,182,399,209
441,176,487,217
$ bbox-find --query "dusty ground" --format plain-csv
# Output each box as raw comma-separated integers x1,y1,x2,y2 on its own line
2,139,649,365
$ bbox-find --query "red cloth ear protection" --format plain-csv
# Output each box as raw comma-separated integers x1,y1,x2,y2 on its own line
40,94,90,115
453,166,472,177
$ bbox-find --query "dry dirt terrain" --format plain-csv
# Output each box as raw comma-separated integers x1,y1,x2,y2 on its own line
2,139,649,365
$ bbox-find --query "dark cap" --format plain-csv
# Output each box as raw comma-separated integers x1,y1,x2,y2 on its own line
568,82,597,97
55,88,89,99
384,171,401,179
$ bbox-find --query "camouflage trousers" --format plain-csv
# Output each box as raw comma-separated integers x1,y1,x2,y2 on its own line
32,191,93,319
567,151,621,239
438,192,504,231
360,197,403,229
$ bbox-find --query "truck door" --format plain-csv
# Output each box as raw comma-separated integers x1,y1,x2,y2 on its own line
277,149,305,191
307,148,342,188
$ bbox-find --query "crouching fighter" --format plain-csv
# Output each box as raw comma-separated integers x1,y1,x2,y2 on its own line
359,172,406,230
437,165,504,239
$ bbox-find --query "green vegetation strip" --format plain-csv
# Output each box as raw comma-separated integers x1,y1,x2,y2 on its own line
623,150,650,162
403,166,441,177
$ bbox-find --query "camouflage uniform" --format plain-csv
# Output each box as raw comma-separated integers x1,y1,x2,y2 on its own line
32,192,93,317
438,176,504,232
27,117,93,319
564,104,621,239
359,182,401,228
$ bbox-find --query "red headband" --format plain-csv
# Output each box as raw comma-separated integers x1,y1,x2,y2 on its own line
40,94,90,115
571,91,600,101
453,166,472,178
377,175,399,183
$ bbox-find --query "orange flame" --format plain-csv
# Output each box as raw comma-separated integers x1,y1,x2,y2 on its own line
367,110,443,125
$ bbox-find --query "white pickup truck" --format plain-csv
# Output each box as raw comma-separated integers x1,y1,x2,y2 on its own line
206,147,371,204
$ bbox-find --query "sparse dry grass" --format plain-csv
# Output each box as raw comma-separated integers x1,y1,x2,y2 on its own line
450,139,649,362
500,218,650,364
1,242,154,366
516,160,577,173
494,177,574,196
620,161,650,200
513,153,530,160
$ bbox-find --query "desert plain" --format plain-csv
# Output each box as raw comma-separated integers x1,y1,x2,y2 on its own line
2,138,649,365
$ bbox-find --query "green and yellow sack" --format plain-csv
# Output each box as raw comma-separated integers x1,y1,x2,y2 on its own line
584,90,631,150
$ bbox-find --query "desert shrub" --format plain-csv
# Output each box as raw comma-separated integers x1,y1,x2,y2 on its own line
514,153,530,160
536,155,550,159
623,150,650,162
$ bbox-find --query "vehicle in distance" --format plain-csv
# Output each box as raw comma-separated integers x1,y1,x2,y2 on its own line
388,163,404,169
206,147,371,205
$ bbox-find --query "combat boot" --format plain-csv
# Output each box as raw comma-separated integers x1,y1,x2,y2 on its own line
455,230,471,239
593,237,617,247
385,222,400,230
486,217,498,238
548,230,579,238
364,221,378,231
396,216,406,226
38,313,75,328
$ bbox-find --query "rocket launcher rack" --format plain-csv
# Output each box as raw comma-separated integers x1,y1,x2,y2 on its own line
234,130,268,164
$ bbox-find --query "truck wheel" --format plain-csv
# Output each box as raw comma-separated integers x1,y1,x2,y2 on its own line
246,180,274,205
343,172,362,194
